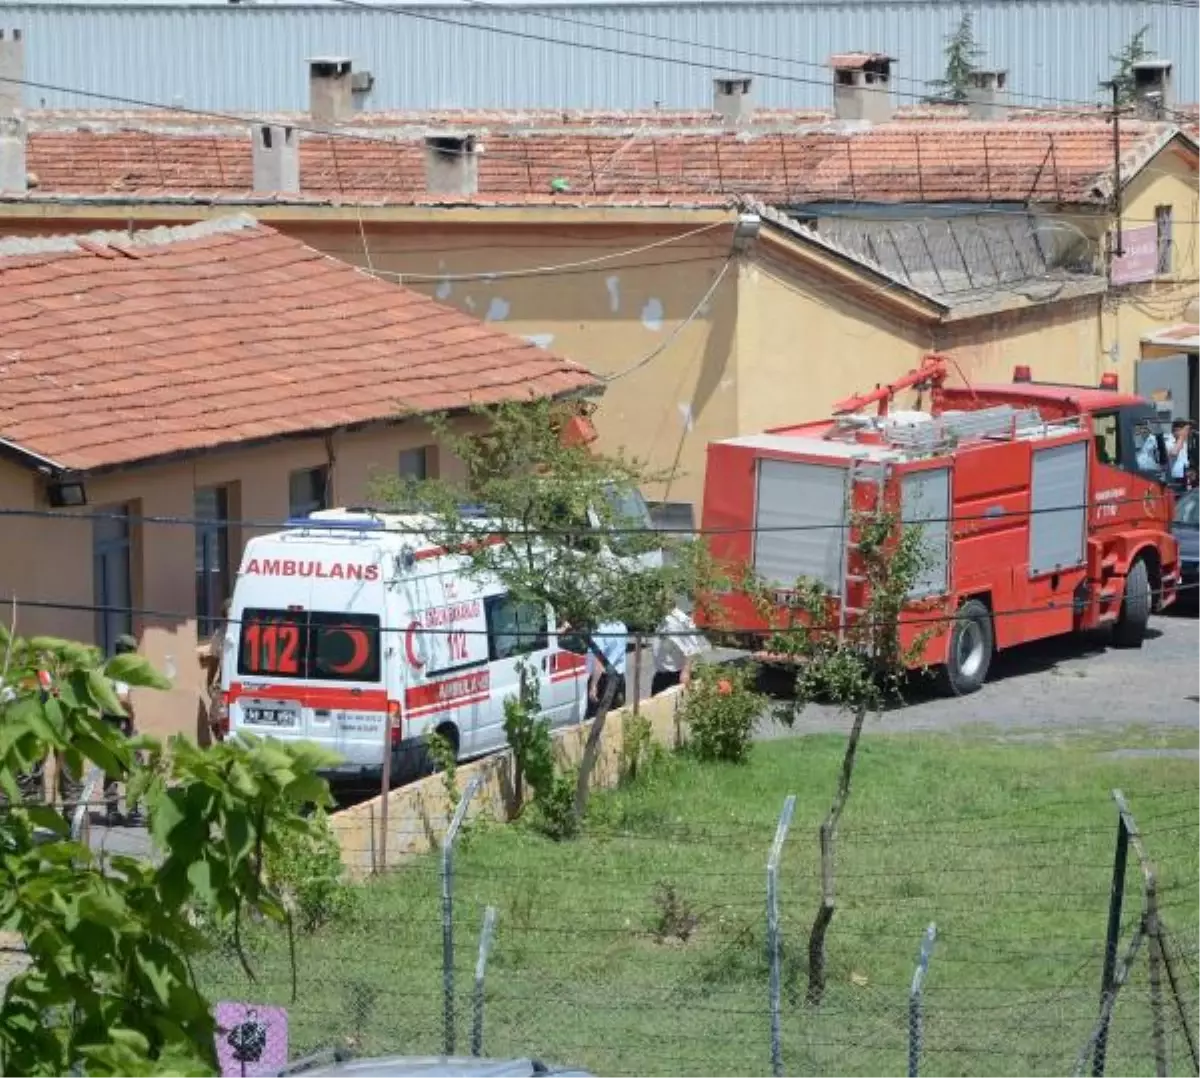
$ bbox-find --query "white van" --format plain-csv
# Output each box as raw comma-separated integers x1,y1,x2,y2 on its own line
220,504,652,784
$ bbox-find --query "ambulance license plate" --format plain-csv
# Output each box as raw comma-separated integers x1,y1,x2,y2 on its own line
244,705,298,728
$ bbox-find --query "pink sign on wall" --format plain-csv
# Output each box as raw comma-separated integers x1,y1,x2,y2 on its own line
214,1002,289,1078
1110,224,1159,286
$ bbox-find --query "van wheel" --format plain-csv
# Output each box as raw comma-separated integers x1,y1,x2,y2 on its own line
1112,559,1151,649
939,599,994,697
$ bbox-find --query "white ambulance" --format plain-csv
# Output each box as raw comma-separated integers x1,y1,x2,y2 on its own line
220,504,654,785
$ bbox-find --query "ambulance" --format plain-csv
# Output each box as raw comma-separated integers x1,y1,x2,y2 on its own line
220,501,656,785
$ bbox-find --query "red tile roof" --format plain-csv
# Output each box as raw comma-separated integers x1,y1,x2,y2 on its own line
17,114,1190,206
0,216,598,472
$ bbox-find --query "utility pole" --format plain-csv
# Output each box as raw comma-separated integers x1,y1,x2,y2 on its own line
1105,80,1124,259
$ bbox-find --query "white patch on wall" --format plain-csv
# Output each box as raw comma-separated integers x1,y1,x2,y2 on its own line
641,297,665,332
464,296,476,311
720,377,735,392
523,333,555,350
605,275,621,313
677,402,695,432
485,297,511,322
434,261,452,301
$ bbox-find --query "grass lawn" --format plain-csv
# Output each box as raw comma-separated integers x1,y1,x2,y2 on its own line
198,726,1200,1077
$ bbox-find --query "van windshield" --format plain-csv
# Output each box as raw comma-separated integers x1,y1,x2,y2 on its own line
237,608,382,682
601,485,652,529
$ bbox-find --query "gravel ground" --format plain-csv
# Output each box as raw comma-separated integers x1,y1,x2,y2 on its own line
755,609,1199,739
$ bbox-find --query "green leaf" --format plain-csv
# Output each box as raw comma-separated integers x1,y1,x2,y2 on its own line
186,860,216,908
149,789,187,847
104,653,172,690
86,669,125,715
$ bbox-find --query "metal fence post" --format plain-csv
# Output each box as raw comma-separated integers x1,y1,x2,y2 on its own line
908,923,937,1078
471,906,498,1058
767,794,796,1078
1093,790,1131,1078
442,773,482,1057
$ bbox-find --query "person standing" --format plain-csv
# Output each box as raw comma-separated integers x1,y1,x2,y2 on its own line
103,634,143,826
197,599,231,747
586,619,627,718
651,605,710,696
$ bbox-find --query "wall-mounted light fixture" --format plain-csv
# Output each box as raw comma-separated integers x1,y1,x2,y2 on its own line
47,477,87,508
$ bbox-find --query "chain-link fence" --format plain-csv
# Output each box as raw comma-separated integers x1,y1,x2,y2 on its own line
190,779,1199,1076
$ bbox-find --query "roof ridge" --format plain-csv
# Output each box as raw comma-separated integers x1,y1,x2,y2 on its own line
0,213,260,262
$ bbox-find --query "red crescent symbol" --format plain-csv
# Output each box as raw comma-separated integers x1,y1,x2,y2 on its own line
405,620,426,668
326,627,371,675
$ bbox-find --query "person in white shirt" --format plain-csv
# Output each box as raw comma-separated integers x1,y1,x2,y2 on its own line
651,606,710,696
1166,420,1192,483
586,619,627,718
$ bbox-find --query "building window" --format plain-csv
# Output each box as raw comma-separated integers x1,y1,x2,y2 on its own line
399,446,435,482
93,505,133,656
1155,205,1173,276
289,466,330,518
195,486,230,637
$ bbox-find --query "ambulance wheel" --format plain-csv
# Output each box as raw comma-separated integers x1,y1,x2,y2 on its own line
1112,558,1151,649
939,599,993,697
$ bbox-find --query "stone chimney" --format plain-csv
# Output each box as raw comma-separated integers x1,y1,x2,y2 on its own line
830,52,895,124
966,69,1009,121
424,134,480,197
713,76,753,128
0,28,26,194
1131,59,1174,120
308,56,353,125
252,124,300,194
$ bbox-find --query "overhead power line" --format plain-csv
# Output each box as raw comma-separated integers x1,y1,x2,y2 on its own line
0,490,1185,536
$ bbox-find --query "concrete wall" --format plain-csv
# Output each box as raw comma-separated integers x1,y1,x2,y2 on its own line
0,420,470,740
329,688,683,879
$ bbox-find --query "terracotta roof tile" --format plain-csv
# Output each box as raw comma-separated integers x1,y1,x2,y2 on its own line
17,114,1189,206
0,216,598,472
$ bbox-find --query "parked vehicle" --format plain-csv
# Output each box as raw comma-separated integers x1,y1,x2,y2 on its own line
1172,489,1198,596
278,1052,593,1077
220,490,657,785
699,354,1181,694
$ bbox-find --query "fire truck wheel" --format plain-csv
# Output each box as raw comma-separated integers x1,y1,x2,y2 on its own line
1112,558,1151,649
940,599,994,696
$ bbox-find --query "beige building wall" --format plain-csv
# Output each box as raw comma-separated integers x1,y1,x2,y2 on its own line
278,221,740,511
0,421,468,740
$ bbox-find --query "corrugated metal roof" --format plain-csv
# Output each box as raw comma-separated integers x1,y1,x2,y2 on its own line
0,0,1195,112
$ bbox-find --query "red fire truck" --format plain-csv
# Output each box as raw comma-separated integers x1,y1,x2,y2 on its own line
700,353,1181,694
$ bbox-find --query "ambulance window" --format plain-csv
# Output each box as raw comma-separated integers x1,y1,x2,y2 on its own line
485,595,548,661
310,612,381,682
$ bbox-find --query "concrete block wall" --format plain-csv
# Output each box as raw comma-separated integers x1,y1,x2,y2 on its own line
329,688,684,878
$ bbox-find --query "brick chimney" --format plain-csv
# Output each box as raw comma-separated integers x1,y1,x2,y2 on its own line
830,52,895,124
1132,59,1174,120
713,76,753,128
308,56,353,125
252,124,300,194
0,28,26,193
424,133,480,197
966,69,1009,121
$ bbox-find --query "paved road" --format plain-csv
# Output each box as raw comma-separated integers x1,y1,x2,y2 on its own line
755,610,1199,739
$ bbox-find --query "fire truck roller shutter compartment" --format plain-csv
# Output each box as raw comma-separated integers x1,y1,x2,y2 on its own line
1029,441,1088,577
754,459,847,592
901,467,951,598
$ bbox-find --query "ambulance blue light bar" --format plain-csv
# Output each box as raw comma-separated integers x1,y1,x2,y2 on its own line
284,516,385,531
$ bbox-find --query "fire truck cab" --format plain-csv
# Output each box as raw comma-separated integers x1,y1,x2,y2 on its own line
700,354,1180,694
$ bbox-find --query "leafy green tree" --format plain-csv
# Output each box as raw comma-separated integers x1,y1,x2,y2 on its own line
925,11,985,104
375,399,716,827
1104,25,1153,106
742,506,930,1006
0,628,336,1075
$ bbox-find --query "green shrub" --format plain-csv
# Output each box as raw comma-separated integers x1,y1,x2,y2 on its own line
267,807,358,932
680,665,764,764
503,663,578,839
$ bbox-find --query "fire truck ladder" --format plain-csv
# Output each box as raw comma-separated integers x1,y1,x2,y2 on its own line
882,406,1046,454
838,454,885,642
